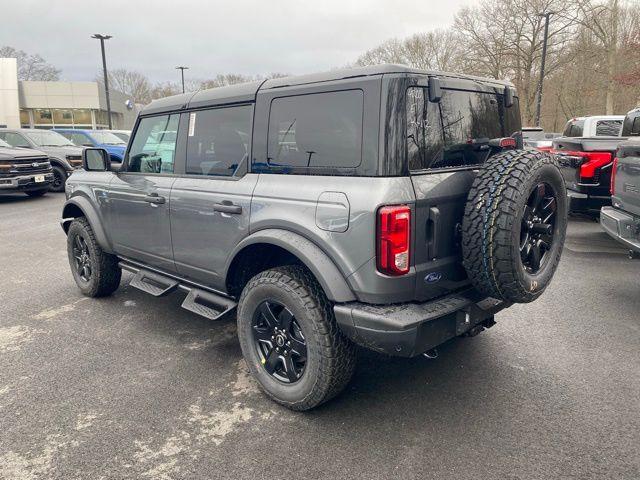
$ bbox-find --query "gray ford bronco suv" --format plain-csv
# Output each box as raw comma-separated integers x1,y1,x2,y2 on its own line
61,64,568,410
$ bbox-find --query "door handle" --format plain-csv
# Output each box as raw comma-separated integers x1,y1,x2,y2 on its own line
428,206,440,259
213,201,242,215
144,193,166,205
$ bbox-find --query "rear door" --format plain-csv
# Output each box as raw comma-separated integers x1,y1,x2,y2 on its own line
406,84,521,301
108,113,180,272
170,105,257,290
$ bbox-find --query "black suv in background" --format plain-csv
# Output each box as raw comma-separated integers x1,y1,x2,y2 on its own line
0,138,53,196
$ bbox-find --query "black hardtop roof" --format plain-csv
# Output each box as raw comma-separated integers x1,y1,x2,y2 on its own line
141,64,514,115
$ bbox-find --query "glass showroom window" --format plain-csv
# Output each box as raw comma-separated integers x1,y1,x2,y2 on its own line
73,109,92,126
52,109,74,125
33,109,53,126
20,109,31,128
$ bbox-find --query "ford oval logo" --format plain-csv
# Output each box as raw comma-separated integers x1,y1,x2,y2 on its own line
32,162,39,167
425,272,442,283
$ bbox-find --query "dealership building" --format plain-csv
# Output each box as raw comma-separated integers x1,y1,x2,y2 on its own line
0,58,138,130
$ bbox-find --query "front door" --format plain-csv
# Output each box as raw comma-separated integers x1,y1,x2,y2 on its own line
170,105,256,290
108,113,181,273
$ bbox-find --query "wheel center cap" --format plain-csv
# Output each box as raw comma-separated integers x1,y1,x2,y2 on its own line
275,335,285,347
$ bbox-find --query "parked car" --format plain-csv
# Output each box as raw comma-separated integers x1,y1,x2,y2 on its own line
106,130,131,143
562,115,624,138
0,138,53,196
600,136,640,256
61,65,568,410
553,108,640,216
522,127,561,152
0,128,84,192
53,129,127,164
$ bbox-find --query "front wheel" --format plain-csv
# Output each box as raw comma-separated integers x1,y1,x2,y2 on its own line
50,165,68,193
237,266,356,411
67,217,121,297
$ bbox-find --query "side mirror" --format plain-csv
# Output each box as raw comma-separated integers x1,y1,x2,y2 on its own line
428,76,442,103
504,86,514,108
83,148,111,172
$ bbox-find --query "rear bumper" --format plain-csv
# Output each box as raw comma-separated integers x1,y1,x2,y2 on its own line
0,173,54,192
567,189,610,215
334,290,509,357
600,206,640,253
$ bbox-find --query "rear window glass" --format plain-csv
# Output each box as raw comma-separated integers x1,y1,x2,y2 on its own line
407,87,521,171
595,120,622,136
563,120,584,137
266,90,363,172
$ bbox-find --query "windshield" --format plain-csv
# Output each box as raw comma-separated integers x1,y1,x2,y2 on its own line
24,130,75,147
0,139,11,148
90,131,126,145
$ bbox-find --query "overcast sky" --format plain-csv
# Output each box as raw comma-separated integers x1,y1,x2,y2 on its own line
3,0,474,83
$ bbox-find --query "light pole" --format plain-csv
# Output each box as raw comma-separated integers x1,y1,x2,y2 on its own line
92,34,113,129
535,12,554,127
175,66,189,93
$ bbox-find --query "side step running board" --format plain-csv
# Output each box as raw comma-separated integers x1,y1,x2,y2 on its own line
129,270,178,297
181,289,236,320
120,262,237,320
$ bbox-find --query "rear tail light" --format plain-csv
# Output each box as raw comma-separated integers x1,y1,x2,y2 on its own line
377,205,411,276
551,150,612,180
499,137,517,149
611,157,618,195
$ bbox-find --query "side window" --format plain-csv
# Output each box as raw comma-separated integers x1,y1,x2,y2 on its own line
186,105,252,176
1,132,30,148
127,114,180,174
266,90,363,173
595,120,622,136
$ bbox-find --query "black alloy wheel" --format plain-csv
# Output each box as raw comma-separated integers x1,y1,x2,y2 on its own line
72,233,92,282
520,182,557,274
52,167,66,191
252,300,307,383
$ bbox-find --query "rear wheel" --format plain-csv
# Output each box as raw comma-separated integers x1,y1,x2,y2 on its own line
462,150,568,303
50,165,67,192
237,266,356,411
67,217,121,297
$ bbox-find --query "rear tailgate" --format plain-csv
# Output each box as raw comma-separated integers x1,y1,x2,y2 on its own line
552,136,623,194
614,139,640,217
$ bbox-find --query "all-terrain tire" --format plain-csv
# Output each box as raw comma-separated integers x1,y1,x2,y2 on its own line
50,165,67,193
237,266,356,411
462,150,567,303
67,217,121,297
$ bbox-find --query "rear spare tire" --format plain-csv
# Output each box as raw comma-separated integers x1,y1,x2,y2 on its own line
462,150,567,303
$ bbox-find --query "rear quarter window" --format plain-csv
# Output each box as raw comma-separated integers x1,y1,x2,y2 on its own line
265,90,363,174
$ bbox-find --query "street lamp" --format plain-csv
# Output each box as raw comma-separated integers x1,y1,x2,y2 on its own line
535,12,555,127
92,34,113,129
175,66,189,93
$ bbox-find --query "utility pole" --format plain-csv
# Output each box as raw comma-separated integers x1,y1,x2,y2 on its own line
535,12,554,127
92,34,113,129
175,66,189,93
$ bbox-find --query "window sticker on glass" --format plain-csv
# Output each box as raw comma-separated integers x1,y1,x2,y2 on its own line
189,112,197,137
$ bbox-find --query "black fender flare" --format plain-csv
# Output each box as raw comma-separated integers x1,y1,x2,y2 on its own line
61,196,113,253
48,157,72,172
227,229,356,303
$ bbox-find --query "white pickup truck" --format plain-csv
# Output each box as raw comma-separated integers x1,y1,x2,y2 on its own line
562,115,625,137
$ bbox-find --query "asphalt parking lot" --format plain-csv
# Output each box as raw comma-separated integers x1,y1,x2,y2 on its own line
1,193,639,480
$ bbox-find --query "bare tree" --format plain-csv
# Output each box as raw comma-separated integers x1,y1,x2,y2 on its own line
0,46,61,80
96,69,153,104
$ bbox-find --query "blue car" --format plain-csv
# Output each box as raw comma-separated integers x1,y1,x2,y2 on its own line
53,129,127,163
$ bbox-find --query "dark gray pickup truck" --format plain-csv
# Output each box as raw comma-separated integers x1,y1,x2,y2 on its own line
601,137,640,255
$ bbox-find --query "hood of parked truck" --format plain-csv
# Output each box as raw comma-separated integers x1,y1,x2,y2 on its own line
0,146,48,159
39,145,84,158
